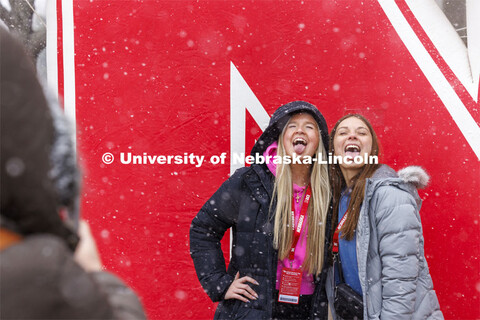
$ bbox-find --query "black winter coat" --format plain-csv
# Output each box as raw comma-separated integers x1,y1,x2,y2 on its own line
190,164,331,320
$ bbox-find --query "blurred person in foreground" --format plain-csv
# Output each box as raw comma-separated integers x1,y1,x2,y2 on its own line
0,28,146,319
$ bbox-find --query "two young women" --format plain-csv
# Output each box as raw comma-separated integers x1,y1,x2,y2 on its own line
190,101,442,319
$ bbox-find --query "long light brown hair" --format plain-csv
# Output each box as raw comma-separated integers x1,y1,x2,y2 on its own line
271,115,331,276
329,114,381,240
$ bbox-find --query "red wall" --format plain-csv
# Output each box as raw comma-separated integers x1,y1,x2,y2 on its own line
64,1,479,319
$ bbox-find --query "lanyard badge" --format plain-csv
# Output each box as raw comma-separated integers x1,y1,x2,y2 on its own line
278,185,311,305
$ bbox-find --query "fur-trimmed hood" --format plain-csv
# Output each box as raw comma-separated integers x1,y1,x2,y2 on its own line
398,166,430,189
369,164,429,208
371,164,430,189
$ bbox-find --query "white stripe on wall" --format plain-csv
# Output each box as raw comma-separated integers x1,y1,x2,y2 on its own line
46,0,58,100
230,61,270,175
229,62,271,258
62,0,77,145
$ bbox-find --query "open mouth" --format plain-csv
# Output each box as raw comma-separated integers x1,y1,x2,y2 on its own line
344,144,360,157
293,138,307,154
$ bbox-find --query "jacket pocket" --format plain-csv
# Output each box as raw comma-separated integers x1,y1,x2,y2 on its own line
235,305,266,320
239,270,268,311
214,299,241,320
366,281,381,318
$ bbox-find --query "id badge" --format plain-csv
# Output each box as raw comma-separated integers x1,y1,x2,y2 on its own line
278,268,302,304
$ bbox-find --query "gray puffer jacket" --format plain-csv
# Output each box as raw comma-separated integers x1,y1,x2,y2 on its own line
326,165,443,320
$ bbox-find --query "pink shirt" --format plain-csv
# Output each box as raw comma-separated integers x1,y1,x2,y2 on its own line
263,142,315,295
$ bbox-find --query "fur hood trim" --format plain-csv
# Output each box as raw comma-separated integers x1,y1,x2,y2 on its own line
398,166,430,189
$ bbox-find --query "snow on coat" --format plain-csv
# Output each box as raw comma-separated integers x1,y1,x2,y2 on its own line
190,164,331,320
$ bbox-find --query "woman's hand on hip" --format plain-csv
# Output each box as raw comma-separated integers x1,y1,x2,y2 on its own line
225,272,259,302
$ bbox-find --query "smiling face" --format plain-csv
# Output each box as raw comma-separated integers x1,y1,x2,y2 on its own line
333,116,373,176
282,113,320,159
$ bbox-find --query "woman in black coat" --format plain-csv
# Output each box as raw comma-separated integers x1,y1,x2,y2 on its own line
190,101,332,319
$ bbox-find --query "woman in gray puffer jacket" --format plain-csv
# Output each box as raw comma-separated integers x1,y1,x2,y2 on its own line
326,114,443,319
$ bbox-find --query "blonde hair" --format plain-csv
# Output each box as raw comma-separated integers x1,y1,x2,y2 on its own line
271,117,331,275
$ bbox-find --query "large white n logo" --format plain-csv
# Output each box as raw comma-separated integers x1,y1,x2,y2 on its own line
230,62,271,175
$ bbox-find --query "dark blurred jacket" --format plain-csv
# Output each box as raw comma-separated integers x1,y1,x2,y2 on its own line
0,28,145,319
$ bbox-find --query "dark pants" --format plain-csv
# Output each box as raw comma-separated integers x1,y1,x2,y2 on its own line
272,290,312,320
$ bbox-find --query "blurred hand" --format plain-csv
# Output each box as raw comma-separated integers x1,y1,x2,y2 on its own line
224,272,259,302
74,220,103,272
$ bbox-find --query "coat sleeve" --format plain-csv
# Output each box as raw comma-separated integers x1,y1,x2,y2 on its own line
89,271,146,319
372,185,422,319
0,235,146,319
189,168,247,302
56,240,146,319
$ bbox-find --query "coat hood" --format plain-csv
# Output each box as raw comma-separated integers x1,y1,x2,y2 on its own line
369,164,429,208
371,164,430,189
250,101,329,156
45,86,81,227
0,29,78,250
397,166,430,189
